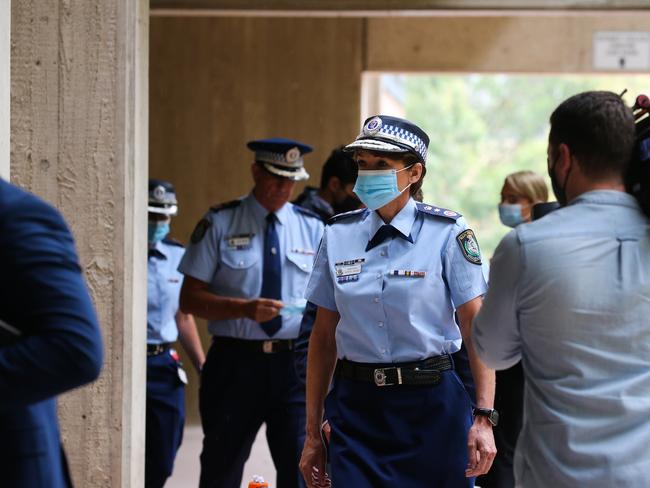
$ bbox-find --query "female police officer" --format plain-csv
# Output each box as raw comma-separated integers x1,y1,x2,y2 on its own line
299,115,497,488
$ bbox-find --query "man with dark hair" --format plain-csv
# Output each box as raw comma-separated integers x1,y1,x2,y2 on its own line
473,91,650,487
293,146,360,220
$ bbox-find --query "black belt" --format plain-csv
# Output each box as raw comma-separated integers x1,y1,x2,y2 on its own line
336,355,452,386
213,336,294,354
147,342,172,356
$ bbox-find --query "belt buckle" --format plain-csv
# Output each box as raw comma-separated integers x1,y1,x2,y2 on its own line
373,367,402,386
262,340,276,354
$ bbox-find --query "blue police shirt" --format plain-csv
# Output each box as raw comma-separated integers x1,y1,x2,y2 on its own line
305,197,487,363
178,194,324,340
148,238,186,344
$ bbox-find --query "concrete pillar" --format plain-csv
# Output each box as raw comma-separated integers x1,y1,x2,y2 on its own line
10,0,148,486
0,0,9,180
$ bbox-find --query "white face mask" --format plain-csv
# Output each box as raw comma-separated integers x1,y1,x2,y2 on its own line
353,165,413,210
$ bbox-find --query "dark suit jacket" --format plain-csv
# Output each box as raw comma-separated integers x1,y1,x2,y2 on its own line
0,179,103,488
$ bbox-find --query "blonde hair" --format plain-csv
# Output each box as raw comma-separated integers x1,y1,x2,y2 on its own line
504,170,548,203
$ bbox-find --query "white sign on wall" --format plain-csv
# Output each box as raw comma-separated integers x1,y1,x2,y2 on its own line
593,31,650,71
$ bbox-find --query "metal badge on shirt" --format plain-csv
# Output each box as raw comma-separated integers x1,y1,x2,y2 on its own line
335,258,365,284
391,270,426,278
226,233,255,250
456,229,482,265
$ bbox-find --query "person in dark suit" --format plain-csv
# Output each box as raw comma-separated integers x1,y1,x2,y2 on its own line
0,178,103,488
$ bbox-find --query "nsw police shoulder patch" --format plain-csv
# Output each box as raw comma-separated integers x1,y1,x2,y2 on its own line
191,218,211,244
456,229,482,265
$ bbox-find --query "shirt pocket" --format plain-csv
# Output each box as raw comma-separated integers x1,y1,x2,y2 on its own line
286,252,313,274
286,252,314,300
216,247,261,297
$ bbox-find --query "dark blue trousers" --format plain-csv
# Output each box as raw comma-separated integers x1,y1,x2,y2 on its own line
326,370,474,488
198,339,306,488
145,350,186,488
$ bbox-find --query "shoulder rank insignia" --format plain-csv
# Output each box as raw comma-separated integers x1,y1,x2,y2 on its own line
456,229,482,265
292,205,321,220
327,208,368,226
416,202,461,221
209,199,242,213
162,237,184,248
190,218,211,244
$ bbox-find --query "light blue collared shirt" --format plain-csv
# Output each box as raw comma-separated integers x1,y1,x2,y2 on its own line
473,190,650,488
147,239,186,344
305,197,487,363
178,194,324,339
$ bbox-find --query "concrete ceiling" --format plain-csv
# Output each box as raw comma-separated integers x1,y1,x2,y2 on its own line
150,0,650,14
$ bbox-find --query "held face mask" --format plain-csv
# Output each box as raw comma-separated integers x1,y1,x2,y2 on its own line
353,165,413,211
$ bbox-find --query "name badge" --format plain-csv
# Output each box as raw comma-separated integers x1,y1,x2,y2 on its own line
227,233,254,249
291,248,316,256
336,264,362,277
391,270,426,278
337,275,359,284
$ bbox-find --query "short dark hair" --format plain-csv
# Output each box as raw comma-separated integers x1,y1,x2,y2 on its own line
320,147,358,189
549,91,635,180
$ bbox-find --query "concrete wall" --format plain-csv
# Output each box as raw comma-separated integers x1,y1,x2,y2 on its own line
150,16,364,421
10,0,148,486
0,0,9,180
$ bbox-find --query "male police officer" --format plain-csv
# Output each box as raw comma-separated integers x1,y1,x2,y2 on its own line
0,179,103,488
293,146,359,220
146,179,205,487
473,91,650,487
178,138,324,488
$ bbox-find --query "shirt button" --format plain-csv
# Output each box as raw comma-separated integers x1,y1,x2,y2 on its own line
301,264,307,269
238,261,244,267
373,297,380,303
380,251,387,257
378,321,384,327
376,272,382,279
381,348,387,354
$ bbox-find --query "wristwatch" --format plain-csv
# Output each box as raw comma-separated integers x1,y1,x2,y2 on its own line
472,407,499,427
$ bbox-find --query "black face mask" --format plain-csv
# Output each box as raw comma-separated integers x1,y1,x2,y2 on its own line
333,194,363,214
548,152,572,207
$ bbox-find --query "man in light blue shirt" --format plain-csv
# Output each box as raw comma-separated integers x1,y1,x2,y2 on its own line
473,91,650,487
178,138,323,488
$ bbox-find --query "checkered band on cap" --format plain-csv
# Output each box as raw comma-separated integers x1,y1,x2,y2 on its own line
254,150,304,168
358,122,428,162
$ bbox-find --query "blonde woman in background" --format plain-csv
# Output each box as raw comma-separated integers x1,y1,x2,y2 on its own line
477,170,548,488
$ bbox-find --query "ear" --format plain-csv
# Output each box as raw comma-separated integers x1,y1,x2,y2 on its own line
326,176,342,193
251,163,261,182
409,162,424,184
555,143,573,178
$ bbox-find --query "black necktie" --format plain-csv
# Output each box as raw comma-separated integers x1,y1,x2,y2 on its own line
260,213,282,336
366,224,413,251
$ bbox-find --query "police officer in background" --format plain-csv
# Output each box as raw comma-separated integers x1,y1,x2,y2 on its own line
300,115,496,488
473,91,650,487
293,146,360,219
178,139,324,488
146,179,205,488
0,179,103,488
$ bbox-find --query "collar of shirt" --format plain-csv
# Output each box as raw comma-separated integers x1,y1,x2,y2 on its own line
148,240,168,260
247,193,291,226
367,197,418,243
570,189,640,210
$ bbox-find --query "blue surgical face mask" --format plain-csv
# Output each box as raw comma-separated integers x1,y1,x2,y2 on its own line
148,221,170,244
353,165,413,211
498,204,525,228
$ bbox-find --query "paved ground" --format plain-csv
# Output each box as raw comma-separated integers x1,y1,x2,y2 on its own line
167,425,277,488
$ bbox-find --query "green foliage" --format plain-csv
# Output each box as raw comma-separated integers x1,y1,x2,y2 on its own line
399,74,650,258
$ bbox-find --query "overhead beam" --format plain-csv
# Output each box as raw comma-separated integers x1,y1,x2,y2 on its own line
150,0,650,14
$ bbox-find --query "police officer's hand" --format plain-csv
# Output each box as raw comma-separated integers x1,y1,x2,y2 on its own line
300,434,331,488
243,298,284,322
465,416,497,477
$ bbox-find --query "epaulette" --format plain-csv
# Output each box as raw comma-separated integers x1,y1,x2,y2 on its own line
327,208,368,226
292,205,321,220
162,237,184,248
209,199,241,213
416,202,461,221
